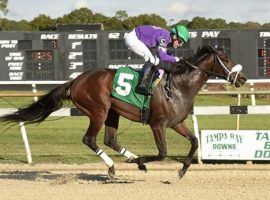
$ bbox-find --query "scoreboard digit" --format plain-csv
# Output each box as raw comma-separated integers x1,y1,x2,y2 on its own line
43,40,57,49
257,38,270,78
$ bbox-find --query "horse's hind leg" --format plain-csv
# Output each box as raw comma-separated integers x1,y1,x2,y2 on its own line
82,117,115,178
104,109,138,161
172,122,198,179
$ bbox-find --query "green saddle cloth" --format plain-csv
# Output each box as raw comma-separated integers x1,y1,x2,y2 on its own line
112,66,153,109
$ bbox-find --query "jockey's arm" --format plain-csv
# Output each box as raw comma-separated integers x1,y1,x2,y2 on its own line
157,46,178,63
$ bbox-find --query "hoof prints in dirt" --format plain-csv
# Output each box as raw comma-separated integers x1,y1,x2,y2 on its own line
0,170,60,181
160,180,171,184
0,171,142,185
78,173,138,184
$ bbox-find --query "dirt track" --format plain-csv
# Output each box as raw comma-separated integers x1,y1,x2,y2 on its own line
0,163,269,200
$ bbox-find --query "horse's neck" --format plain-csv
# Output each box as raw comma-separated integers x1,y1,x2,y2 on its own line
191,70,209,94
172,68,209,98
186,55,213,95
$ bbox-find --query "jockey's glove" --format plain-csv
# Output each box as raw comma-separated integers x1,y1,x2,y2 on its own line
175,56,184,63
154,56,160,66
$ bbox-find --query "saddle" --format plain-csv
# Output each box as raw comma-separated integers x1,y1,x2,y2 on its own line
111,66,174,124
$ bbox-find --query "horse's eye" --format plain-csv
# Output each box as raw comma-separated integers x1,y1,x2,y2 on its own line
219,53,229,62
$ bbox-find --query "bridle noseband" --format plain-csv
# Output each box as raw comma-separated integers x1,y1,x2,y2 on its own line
215,55,242,84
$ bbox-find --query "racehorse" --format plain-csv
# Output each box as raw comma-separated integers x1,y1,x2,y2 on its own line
0,45,246,179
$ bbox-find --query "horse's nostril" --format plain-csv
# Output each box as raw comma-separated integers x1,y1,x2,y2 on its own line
240,77,247,83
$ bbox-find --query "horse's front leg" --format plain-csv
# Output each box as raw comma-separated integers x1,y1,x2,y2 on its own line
129,124,167,171
172,122,198,179
151,124,167,159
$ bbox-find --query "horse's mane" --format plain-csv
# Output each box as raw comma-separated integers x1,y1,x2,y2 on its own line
172,45,214,76
188,45,214,63
196,45,213,56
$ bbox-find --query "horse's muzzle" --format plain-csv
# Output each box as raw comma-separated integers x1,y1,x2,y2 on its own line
230,72,247,88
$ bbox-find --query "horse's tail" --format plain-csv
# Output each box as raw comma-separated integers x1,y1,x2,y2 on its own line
0,81,73,124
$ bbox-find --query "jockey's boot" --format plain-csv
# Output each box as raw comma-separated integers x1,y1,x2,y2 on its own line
136,62,154,95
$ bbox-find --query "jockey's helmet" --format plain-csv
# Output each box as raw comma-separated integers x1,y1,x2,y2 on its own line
171,25,190,43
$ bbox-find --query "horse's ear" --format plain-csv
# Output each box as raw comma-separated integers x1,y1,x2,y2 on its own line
212,46,229,62
196,46,202,56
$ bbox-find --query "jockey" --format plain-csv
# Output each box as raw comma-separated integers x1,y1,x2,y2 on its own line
124,24,190,95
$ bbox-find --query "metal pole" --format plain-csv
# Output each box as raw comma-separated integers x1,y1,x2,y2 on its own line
31,83,38,102
19,122,32,164
236,94,241,130
192,114,202,165
250,82,256,105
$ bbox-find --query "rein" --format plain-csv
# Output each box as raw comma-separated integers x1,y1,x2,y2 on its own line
184,54,228,79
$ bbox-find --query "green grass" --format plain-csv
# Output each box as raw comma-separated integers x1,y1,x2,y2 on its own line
194,95,270,106
0,117,192,164
0,93,269,164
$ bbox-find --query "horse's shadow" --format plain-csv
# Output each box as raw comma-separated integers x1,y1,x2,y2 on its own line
0,170,139,184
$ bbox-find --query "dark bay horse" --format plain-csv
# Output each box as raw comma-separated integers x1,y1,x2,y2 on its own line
0,46,246,178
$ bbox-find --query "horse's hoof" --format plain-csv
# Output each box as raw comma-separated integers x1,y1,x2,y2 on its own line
125,156,136,163
178,170,186,179
138,164,147,172
108,166,116,180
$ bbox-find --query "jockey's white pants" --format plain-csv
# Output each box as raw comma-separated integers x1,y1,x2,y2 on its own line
124,29,159,65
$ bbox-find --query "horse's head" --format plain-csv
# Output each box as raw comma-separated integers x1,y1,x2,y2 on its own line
206,46,247,87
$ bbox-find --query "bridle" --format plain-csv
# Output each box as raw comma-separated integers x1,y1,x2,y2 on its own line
184,48,242,84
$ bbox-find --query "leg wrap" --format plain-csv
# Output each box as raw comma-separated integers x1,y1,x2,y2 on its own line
119,148,138,159
96,149,114,167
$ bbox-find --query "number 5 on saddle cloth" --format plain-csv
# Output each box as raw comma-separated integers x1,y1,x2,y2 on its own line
111,66,163,124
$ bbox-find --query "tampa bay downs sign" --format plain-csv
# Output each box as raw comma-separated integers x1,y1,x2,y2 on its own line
201,130,270,160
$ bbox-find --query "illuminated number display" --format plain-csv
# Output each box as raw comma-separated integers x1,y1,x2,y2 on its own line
26,50,53,61
257,38,270,77
25,50,54,80
43,40,57,49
